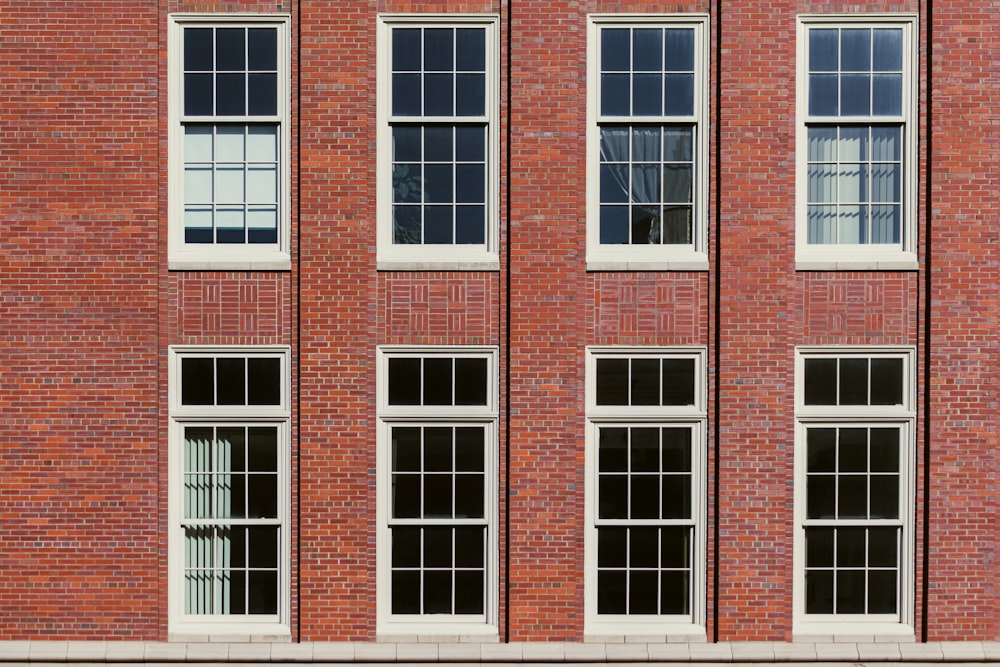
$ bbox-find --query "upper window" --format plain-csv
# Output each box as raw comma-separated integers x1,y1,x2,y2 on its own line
169,16,290,270
587,16,709,271
168,347,290,637
377,347,499,637
377,17,499,270
796,16,917,269
585,348,706,637
794,348,915,637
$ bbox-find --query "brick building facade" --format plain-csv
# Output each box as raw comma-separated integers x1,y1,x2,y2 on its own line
1,0,998,661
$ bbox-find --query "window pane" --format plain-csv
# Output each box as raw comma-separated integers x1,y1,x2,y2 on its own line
836,526,866,567
392,427,421,471
248,72,277,115
632,73,662,116
803,358,836,405
632,29,662,71
630,359,660,405
424,73,454,116
184,27,214,71
423,358,452,405
809,29,838,72
392,28,420,72
598,527,627,567
873,29,903,71
630,475,659,519
871,358,903,405
456,29,485,71
664,29,694,71
840,73,871,115
840,29,870,72
836,570,865,614
388,358,421,404
663,74,694,116
248,28,277,71
809,74,838,116
454,570,484,614
868,527,898,567
596,358,628,405
660,526,690,568
454,526,484,567
839,358,869,405
661,428,691,472
601,73,630,116
597,571,627,614
392,526,421,568
423,28,453,71
392,74,421,116
869,428,899,473
423,427,452,472
870,474,899,519
868,569,898,613
455,358,488,405
182,357,215,405
837,427,867,472
662,358,695,405
216,73,246,116
247,357,281,405
216,28,245,71
806,527,834,567
629,527,659,568
598,476,628,519
837,475,868,519
806,474,835,519
456,74,485,116
872,74,902,116
660,571,690,614
629,570,659,614
184,73,214,116
599,428,628,472
601,29,629,71
216,357,246,405
805,569,834,614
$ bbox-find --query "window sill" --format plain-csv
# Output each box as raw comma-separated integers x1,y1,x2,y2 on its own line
377,259,500,272
585,620,706,641
168,620,291,641
377,621,498,639
795,251,918,272
169,252,291,272
586,249,709,272
794,620,914,640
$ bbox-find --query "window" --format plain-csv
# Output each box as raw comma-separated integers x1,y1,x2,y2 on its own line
377,347,498,636
377,17,499,270
794,348,914,637
587,16,709,271
585,348,706,636
796,16,917,269
169,16,290,270
168,347,290,637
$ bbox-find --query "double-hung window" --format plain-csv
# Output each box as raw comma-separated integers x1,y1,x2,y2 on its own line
168,347,290,637
377,347,498,636
169,16,290,270
587,16,709,270
794,348,914,637
796,16,917,269
585,348,706,637
377,17,499,270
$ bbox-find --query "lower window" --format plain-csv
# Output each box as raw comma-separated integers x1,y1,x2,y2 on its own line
794,348,914,635
377,347,498,636
585,348,706,636
169,347,290,636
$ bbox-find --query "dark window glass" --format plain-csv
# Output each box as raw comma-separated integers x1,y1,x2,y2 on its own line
630,359,660,405
598,527,627,567
182,357,214,405
248,72,277,115
455,427,484,471
423,357,453,405
806,474,835,519
662,358,696,405
629,527,659,568
456,29,485,71
660,428,691,471
423,427,452,472
184,28,214,71
597,570,627,614
423,527,452,568
836,570,865,613
216,28,245,71
392,526,421,568
805,569,834,614
809,29,839,72
660,571,690,614
601,29,630,72
629,570,659,614
630,427,659,472
391,570,420,613
216,357,246,405
839,358,869,405
871,357,903,405
215,73,246,116
803,358,836,405
454,570,484,614
455,358,488,405
660,526,690,568
388,358,421,404
247,427,277,472
248,526,278,568
837,427,867,472
184,73,214,116
454,527,484,568
596,358,628,405
392,427,421,471
807,428,836,472
247,357,281,405
806,527,834,567
664,29,694,71
248,28,277,71
392,28,421,72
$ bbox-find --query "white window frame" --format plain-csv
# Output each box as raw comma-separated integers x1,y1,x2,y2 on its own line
586,15,710,271
167,346,291,638
376,346,499,637
376,15,500,271
795,15,918,270
168,15,291,270
793,346,915,638
584,347,707,638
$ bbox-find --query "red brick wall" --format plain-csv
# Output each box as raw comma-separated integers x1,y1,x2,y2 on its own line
0,0,161,639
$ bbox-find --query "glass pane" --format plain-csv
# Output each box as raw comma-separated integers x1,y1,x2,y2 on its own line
804,358,836,405
629,570,659,614
808,164,837,204
423,358,452,405
248,28,277,71
805,570,834,614
629,527,659,567
837,475,868,519
598,475,628,519
806,428,836,472
838,427,868,472
423,527,452,568
215,166,245,204
247,475,277,518
662,358,695,405
247,526,278,568
839,163,867,203
871,127,901,160
598,527,627,567
392,474,420,518
872,73,902,115
391,570,420,613
456,28,485,71
660,571,690,614
836,570,865,614
596,358,628,405
807,127,837,161
632,29,662,71
393,126,421,162
393,164,421,203
248,72,277,116
455,526,484,567
630,359,660,405
807,205,837,244
632,74,662,116
663,165,692,203
424,206,453,244
837,526,866,567
840,74,871,116
661,474,691,519
840,29,871,71
809,74,838,116
869,428,899,473
184,27,214,71
806,474,835,519
664,29,694,71
216,357,246,405
247,125,277,161
455,358,488,405
597,571,627,614
871,358,903,404
216,73,246,116
424,28,453,71
600,206,629,244
392,28,420,72
456,74,485,116
870,474,899,519
185,125,214,161
601,29,629,71
455,571,484,614
806,527,834,567
599,428,628,472
455,125,485,161
388,357,420,404
247,167,277,204
839,358,869,405
216,28,245,70
601,164,629,204
247,208,277,244
629,427,659,472
184,73,213,116
424,126,453,162
455,474,484,518
424,73,453,116
423,478,453,517
247,356,280,405
838,204,866,244
247,427,277,472
630,475,659,519
392,526,420,568
423,164,453,203
184,208,213,243
809,29,838,72
871,164,900,203
661,428,691,472
871,205,900,244
660,526,690,568
868,569,898,613
215,207,246,243
601,74,629,116
182,357,214,405
873,29,903,71
455,164,485,203
663,127,693,161
455,206,485,244
392,427,421,471
868,527,899,567
423,427,452,472
392,74,421,116
663,74,694,116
